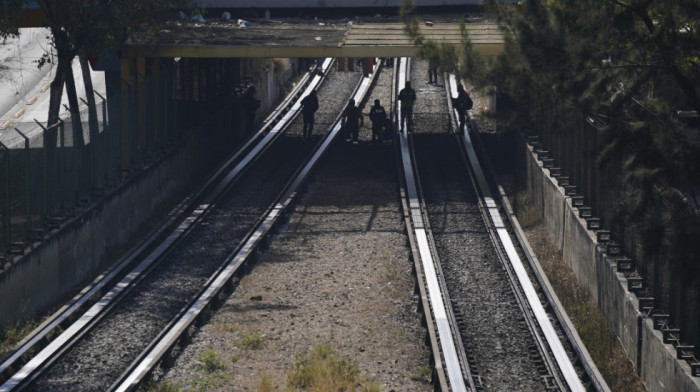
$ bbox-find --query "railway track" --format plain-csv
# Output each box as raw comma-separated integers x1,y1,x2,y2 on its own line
0,58,380,391
1,55,609,392
396,57,606,391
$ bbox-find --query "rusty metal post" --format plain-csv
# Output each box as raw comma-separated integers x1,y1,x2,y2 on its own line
0,141,11,250
120,57,132,177
136,57,146,164
14,129,32,236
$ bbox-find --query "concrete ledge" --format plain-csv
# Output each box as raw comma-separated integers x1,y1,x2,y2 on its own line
517,133,700,392
562,200,598,302
642,318,700,392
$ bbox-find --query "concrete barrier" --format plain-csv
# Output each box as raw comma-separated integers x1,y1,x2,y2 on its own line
517,133,700,392
0,60,297,326
0,141,194,325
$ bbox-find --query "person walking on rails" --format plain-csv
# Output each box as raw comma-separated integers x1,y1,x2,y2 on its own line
342,98,364,144
451,83,473,133
398,81,416,133
428,55,439,84
369,99,387,144
300,90,319,139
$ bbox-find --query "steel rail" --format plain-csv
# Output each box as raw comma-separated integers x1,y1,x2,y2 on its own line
396,57,468,392
456,79,610,392
111,61,381,392
0,58,334,392
442,73,566,391
0,61,324,386
447,74,586,392
408,83,478,391
391,60,450,392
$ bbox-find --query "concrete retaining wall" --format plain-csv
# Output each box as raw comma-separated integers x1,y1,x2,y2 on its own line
0,140,194,325
517,134,700,392
0,61,296,326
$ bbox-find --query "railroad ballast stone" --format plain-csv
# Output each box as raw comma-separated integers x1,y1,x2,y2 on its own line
29,66,363,391
158,62,433,390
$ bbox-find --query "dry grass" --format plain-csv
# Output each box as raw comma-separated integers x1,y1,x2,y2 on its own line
0,319,39,356
283,343,380,392
511,190,647,392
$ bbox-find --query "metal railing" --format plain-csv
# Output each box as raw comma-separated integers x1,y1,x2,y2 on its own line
0,64,178,257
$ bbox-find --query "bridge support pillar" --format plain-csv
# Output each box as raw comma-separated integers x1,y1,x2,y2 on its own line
362,57,374,76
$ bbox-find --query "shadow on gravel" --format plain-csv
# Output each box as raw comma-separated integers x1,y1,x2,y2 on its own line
225,302,298,313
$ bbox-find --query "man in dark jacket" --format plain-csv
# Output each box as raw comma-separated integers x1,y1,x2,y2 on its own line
451,83,472,132
369,99,387,144
342,98,364,144
300,90,319,139
398,81,416,132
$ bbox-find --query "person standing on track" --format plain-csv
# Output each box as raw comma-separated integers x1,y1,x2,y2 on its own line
369,99,387,144
451,83,473,133
342,98,364,144
300,90,319,139
398,81,416,133
428,55,439,84
243,86,261,135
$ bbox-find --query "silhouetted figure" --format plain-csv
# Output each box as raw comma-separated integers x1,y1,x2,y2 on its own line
428,56,438,84
342,98,364,144
300,90,319,139
398,81,416,132
369,99,387,144
381,118,395,141
243,86,261,134
451,83,473,132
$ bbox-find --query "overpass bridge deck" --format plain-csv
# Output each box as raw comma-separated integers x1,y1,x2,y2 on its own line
123,15,504,58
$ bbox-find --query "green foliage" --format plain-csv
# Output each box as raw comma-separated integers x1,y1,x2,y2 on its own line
409,365,432,381
0,319,39,356
198,349,226,374
405,0,700,274
0,0,23,38
236,330,265,350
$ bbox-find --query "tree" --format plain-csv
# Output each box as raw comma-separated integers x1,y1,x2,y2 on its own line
0,0,23,39
36,0,185,130
404,0,700,354
404,0,700,265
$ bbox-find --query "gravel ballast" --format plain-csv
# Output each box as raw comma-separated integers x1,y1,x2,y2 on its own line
29,66,363,391
158,63,433,391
